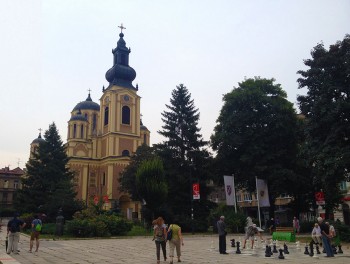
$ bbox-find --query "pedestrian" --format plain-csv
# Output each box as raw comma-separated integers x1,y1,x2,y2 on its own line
318,216,334,257
6,212,26,254
242,224,263,249
217,215,228,254
152,217,167,264
292,216,300,234
29,215,42,253
267,218,275,235
167,222,183,264
245,216,253,232
311,223,322,244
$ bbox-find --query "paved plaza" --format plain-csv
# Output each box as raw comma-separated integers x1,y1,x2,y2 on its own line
0,227,349,264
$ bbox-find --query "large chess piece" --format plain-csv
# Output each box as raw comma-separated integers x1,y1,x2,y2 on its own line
265,245,271,257
304,245,309,255
338,245,343,254
236,241,241,254
283,243,289,254
278,249,285,259
269,246,273,255
309,243,314,257
332,244,338,254
316,244,321,254
273,244,278,253
230,239,235,247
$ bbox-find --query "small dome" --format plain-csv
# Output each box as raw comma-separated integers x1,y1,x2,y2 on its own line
31,133,45,144
73,93,100,112
140,120,149,131
69,110,88,122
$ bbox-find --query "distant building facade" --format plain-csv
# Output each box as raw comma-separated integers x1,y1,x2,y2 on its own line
0,166,24,210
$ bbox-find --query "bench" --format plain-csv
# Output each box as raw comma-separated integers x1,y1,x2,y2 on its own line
272,227,295,242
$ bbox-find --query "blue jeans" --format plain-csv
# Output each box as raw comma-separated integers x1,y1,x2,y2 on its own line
321,235,334,257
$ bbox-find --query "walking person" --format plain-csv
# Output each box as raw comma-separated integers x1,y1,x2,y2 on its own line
29,215,42,253
153,217,167,264
242,224,263,249
318,217,334,257
6,213,26,254
217,216,228,254
293,216,300,235
167,222,184,264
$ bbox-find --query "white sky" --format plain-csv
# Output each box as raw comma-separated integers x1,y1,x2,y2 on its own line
0,0,349,169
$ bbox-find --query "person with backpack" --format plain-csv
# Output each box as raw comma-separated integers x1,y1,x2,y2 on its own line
167,222,183,264
29,215,42,253
6,212,26,254
152,217,167,264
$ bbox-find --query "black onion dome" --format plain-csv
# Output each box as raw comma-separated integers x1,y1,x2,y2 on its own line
31,133,45,144
140,120,149,131
73,93,100,112
105,32,137,90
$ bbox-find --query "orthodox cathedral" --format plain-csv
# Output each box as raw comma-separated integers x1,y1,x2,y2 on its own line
31,28,150,219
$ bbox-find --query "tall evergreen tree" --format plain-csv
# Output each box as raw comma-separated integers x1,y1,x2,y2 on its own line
155,84,212,231
297,35,350,216
15,123,82,219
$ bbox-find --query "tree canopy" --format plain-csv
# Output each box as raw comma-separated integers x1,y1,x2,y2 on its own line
297,35,350,215
211,77,299,205
15,123,82,219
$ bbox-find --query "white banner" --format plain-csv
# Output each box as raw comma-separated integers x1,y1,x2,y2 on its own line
224,175,235,206
256,178,270,207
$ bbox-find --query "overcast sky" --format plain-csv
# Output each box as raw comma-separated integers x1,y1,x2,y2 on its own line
0,0,349,169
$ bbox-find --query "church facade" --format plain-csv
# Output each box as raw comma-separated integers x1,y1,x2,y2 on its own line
65,29,149,219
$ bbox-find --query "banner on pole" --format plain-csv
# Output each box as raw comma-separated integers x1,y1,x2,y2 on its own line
192,183,200,200
256,178,270,207
224,175,235,206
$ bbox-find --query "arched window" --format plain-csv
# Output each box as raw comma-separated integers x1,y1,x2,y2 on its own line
122,150,130,156
122,106,130,124
92,114,97,132
73,124,77,138
80,125,84,138
104,107,109,126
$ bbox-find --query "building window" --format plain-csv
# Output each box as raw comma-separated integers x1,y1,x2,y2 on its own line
243,193,252,201
4,180,9,188
14,180,19,189
73,124,77,138
143,134,147,145
236,194,242,202
340,181,347,191
89,173,96,187
3,192,8,202
80,125,84,138
122,150,130,156
104,107,109,126
122,106,130,124
92,114,97,132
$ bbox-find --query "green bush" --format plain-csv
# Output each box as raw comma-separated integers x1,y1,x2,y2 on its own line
209,203,246,233
334,221,350,243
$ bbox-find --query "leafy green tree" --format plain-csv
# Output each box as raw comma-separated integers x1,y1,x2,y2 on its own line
119,144,156,200
297,35,350,217
136,157,167,220
155,84,213,231
211,77,299,211
15,123,82,220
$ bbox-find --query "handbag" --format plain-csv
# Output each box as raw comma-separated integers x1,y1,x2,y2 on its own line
167,225,173,241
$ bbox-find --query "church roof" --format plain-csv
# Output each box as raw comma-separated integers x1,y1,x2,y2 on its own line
31,132,45,145
105,31,137,90
69,109,88,122
73,93,100,112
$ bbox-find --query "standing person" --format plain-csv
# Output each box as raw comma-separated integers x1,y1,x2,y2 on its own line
217,216,228,254
293,217,300,234
267,218,275,235
318,217,334,257
6,213,26,254
29,215,42,253
153,217,167,264
167,222,183,264
242,224,264,249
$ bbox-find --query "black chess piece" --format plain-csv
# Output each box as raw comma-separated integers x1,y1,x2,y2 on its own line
269,246,273,255
332,244,338,254
236,241,241,254
316,244,321,254
304,245,309,255
283,243,289,254
278,248,285,259
338,245,343,254
230,239,235,247
265,245,271,257
309,243,314,257
273,244,278,253
322,247,326,253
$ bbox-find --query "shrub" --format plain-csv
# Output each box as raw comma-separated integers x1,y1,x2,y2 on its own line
209,203,246,233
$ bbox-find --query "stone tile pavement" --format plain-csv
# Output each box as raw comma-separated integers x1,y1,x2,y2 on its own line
0,227,349,264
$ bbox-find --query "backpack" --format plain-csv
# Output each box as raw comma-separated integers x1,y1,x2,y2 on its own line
167,225,173,241
35,222,42,232
155,226,164,240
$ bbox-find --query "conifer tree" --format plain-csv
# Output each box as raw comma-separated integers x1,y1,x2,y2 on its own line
15,123,82,219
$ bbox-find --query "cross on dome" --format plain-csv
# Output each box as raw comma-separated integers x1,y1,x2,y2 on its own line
118,23,126,33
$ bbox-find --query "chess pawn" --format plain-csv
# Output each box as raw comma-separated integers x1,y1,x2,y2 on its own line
304,245,309,255
265,245,271,257
283,243,289,254
230,239,235,247
236,241,241,254
278,248,285,259
268,246,273,255
273,244,278,253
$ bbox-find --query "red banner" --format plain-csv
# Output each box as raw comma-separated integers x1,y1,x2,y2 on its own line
315,192,325,205
192,183,200,200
